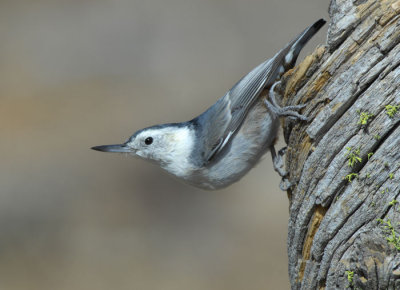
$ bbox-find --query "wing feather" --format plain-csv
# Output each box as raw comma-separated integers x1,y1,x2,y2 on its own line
193,19,326,165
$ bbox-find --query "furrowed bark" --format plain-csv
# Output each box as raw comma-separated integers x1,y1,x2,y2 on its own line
281,0,400,289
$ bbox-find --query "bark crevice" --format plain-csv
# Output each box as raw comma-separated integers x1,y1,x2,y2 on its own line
283,0,400,288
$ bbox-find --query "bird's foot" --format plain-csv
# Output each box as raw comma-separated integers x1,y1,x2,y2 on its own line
264,81,308,121
270,146,287,177
270,146,293,191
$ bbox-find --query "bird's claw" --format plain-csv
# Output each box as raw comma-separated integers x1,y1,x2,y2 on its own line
265,81,308,121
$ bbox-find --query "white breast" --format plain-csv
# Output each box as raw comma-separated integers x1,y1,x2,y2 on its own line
160,127,196,178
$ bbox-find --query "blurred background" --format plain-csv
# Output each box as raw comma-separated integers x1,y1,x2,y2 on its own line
0,0,329,289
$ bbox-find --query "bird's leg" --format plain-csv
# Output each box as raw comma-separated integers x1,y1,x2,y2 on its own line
270,145,287,177
266,81,307,190
264,81,308,121
270,146,293,191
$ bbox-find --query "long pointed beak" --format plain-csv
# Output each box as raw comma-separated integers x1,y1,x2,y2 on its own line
91,144,132,153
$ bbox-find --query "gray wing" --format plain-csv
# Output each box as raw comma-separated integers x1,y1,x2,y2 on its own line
196,57,279,164
194,19,326,165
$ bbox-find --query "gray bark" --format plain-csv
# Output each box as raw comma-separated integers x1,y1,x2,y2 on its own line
281,0,400,289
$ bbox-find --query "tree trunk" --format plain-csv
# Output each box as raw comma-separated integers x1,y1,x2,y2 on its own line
281,0,400,289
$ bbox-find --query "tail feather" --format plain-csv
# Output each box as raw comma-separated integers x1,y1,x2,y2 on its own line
284,19,326,69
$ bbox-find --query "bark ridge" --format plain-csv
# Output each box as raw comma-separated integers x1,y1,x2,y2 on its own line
282,0,400,288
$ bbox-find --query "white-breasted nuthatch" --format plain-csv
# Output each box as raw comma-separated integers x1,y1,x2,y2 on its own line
92,19,325,190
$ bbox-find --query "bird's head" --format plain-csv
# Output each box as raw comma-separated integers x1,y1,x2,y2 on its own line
92,123,195,177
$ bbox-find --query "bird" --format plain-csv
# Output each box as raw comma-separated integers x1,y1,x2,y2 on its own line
92,19,326,190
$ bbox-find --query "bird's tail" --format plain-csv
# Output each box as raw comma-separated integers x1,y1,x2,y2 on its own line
281,18,326,71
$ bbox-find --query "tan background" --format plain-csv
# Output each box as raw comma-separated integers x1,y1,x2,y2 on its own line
0,1,329,289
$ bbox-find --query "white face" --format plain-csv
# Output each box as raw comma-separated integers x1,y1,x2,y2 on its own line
126,128,168,161
125,126,195,177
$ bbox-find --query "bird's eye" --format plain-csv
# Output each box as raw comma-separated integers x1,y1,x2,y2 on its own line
144,137,153,145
